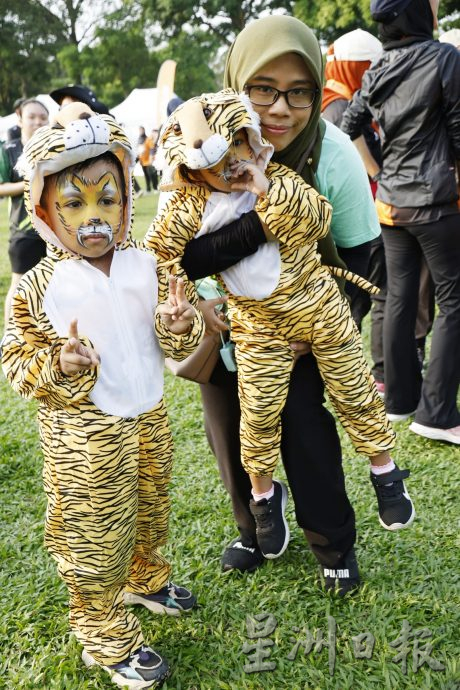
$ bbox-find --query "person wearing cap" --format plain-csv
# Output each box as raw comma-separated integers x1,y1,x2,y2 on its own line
50,84,109,115
341,0,460,444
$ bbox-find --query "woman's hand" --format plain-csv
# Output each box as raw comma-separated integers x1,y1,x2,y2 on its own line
229,161,270,197
289,340,312,361
198,297,229,334
157,275,196,334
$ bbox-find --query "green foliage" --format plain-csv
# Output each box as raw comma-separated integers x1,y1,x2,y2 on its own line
294,0,377,43
141,0,294,44
0,0,65,113
155,30,221,100
79,14,163,108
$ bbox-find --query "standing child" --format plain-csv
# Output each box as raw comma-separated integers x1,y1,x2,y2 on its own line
1,102,204,689
145,89,415,561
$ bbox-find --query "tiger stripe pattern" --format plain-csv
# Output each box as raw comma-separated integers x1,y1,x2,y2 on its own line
1,244,201,664
2,106,204,665
145,90,394,477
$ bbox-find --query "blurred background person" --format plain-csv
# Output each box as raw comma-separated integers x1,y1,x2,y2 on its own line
0,99,49,324
49,84,109,114
342,0,460,443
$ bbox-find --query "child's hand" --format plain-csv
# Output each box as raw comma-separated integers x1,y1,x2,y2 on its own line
157,276,196,334
229,161,269,197
59,319,100,375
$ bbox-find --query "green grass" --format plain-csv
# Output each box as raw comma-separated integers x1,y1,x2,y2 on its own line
0,192,459,690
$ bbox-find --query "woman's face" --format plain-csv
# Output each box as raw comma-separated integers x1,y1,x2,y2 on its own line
19,102,49,143
246,53,317,152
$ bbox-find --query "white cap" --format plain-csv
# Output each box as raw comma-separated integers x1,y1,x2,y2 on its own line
328,29,383,62
439,29,460,49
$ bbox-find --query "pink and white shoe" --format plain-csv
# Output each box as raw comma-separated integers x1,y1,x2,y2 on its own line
375,381,385,398
409,422,460,445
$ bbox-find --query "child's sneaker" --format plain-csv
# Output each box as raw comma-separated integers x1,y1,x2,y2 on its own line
82,644,169,689
319,547,361,596
221,536,265,573
124,581,196,616
370,465,415,530
249,480,290,559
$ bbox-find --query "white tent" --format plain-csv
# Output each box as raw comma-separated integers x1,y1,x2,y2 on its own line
0,94,58,141
111,88,160,148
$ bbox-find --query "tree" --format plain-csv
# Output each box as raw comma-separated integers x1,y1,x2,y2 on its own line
78,10,162,107
154,30,221,100
140,0,294,45
295,0,459,44
0,0,65,114
294,0,376,43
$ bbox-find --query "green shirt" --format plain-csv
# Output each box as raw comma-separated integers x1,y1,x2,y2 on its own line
0,139,33,235
317,121,381,249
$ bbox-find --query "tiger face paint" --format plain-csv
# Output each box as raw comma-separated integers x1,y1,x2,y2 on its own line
199,128,254,192
38,159,124,258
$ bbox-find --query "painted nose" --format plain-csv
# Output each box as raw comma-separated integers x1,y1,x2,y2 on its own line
88,217,102,225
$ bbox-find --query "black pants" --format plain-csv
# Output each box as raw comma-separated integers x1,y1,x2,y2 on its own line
338,239,387,382
199,354,356,569
382,214,460,428
141,165,158,191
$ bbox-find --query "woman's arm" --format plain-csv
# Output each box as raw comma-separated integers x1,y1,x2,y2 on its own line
180,210,267,280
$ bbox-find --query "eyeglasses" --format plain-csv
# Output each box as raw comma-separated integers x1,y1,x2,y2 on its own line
245,84,318,109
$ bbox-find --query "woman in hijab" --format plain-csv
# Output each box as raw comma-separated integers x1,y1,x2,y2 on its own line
341,0,460,443
180,15,414,595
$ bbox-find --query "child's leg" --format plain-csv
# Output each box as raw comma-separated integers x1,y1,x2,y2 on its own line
310,293,414,530
40,407,147,666
235,337,294,478
124,401,196,615
126,401,172,593
234,338,294,557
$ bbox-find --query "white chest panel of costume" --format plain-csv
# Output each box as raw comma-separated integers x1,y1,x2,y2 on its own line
43,247,164,418
199,191,281,300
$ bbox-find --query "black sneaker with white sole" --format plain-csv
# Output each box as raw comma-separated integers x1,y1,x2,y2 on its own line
82,644,169,689
221,537,265,573
249,480,290,559
124,581,196,616
320,547,361,597
370,465,415,530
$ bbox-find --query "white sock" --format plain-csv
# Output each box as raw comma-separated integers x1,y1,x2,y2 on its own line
252,484,275,502
371,459,396,476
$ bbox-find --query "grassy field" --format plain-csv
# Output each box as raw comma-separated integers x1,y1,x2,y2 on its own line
0,189,459,690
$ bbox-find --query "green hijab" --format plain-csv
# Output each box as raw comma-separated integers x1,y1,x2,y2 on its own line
224,15,324,186
224,14,346,277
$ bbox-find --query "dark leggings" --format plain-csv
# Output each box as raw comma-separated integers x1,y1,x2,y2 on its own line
382,214,460,427
199,353,356,568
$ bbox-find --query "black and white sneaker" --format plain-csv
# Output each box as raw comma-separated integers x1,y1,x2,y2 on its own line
370,465,415,531
249,480,290,559
124,581,196,616
319,547,361,597
221,537,265,573
82,645,169,689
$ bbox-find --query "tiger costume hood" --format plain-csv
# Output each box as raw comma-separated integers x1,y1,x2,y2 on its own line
17,102,135,255
159,88,274,191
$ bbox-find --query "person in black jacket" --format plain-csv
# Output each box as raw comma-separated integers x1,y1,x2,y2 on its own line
341,0,460,445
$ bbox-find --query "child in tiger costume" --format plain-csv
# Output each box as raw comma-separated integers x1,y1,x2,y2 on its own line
1,102,205,690
145,88,415,561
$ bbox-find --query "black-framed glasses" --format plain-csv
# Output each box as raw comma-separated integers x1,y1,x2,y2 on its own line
245,84,318,109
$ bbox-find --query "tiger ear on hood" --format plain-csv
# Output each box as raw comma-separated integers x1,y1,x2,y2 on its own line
51,102,94,128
